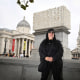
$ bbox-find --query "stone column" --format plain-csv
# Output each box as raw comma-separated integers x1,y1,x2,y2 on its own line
21,38,24,54
28,40,31,57
31,40,34,49
2,38,5,54
25,39,28,56
14,39,17,56
18,39,20,58
77,54,78,58
6,38,9,53
75,54,76,58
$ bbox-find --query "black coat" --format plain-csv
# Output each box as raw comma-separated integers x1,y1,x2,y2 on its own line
39,39,64,70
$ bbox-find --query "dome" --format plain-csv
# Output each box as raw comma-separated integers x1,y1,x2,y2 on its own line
17,17,30,28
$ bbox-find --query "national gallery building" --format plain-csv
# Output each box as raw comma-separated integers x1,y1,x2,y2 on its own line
0,17,35,57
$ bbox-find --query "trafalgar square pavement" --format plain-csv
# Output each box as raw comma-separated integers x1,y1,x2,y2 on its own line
0,50,80,80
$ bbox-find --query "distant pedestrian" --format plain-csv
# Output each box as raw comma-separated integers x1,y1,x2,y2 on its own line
13,53,15,57
20,53,24,58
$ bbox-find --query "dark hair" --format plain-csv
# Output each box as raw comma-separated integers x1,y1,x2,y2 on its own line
45,28,56,44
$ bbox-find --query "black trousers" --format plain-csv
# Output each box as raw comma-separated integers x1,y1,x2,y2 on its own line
40,61,63,80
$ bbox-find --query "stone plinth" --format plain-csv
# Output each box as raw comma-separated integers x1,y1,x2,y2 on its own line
33,6,72,59
33,6,71,31
33,29,72,59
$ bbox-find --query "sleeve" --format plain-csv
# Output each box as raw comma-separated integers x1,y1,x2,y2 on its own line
53,41,64,61
39,42,47,62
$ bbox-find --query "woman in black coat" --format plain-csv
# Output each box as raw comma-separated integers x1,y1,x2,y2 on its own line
38,28,64,80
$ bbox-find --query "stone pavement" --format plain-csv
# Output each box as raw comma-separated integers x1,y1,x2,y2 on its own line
0,56,80,80
0,49,80,80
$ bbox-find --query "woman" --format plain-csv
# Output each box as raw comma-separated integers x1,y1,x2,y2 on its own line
39,28,64,80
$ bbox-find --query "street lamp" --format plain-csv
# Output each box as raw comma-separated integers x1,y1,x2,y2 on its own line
3,38,7,54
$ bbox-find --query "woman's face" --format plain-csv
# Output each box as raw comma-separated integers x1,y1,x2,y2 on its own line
48,31,54,40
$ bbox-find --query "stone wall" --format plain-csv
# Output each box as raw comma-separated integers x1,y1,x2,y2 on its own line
0,57,80,80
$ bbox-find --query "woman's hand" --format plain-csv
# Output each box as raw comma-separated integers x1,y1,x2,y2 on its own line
45,57,53,62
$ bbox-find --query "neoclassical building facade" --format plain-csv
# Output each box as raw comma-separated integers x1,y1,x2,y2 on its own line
71,25,80,59
0,17,35,57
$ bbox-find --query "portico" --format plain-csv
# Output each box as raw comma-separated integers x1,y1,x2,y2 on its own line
14,38,34,57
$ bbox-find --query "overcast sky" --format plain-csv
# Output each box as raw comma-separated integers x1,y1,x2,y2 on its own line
0,0,80,50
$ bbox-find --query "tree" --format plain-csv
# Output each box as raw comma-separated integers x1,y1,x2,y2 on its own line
17,0,34,10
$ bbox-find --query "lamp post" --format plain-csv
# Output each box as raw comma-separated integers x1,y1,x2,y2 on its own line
3,38,7,54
